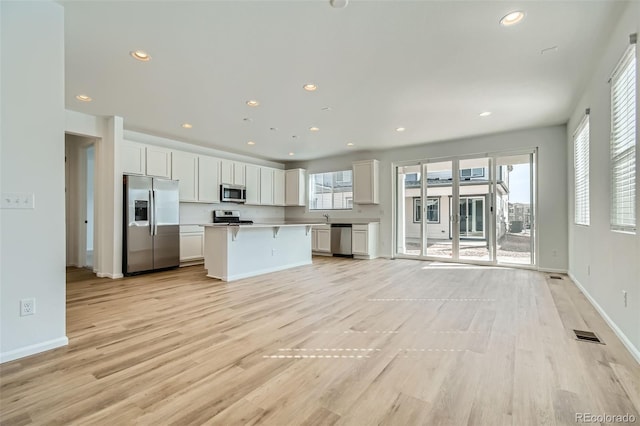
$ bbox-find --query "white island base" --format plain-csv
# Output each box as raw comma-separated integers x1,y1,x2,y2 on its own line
203,224,314,282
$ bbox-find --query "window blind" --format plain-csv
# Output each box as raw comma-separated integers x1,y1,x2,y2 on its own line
574,115,590,225
610,44,636,232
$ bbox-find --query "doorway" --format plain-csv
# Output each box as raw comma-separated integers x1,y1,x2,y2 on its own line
65,134,96,270
395,150,536,267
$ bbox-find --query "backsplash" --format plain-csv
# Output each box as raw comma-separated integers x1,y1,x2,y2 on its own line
180,202,285,224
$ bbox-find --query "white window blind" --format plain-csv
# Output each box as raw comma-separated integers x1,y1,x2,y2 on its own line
610,44,636,232
574,115,590,225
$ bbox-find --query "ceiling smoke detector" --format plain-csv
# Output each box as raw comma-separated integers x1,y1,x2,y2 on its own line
330,0,348,8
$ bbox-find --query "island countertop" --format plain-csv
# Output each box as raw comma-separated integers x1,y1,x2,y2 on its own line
201,222,324,228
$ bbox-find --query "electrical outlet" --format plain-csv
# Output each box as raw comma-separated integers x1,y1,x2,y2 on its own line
552,249,557,257
20,298,35,316
623,290,628,308
272,248,276,256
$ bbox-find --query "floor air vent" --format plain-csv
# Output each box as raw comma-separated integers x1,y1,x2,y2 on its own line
573,329,604,344
549,275,563,280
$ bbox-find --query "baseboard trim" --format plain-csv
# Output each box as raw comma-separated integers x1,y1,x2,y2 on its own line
0,336,69,364
208,260,313,282
96,272,124,279
539,267,568,274
568,272,640,365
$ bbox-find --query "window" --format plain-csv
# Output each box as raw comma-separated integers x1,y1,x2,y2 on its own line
574,114,590,226
460,168,485,178
413,197,439,223
309,170,353,210
610,44,636,232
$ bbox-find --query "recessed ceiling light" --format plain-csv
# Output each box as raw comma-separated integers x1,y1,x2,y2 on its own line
270,127,278,131
181,123,193,129
247,141,255,145
288,152,295,156
347,142,354,146
303,84,317,92
330,0,348,8
479,111,492,117
246,100,260,107
309,126,320,132
243,117,253,122
321,106,332,111
499,11,525,26
75,94,92,102
396,127,406,132
130,50,151,61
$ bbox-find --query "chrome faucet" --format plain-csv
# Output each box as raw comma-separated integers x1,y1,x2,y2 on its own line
323,213,330,223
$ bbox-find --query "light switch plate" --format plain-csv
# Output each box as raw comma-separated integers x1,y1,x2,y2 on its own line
1,193,35,209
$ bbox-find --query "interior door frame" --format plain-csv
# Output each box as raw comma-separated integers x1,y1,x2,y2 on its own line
392,147,538,269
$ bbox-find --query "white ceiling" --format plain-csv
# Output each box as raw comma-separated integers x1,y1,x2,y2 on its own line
62,1,624,162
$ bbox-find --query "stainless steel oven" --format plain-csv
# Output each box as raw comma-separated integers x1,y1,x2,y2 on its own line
220,184,246,203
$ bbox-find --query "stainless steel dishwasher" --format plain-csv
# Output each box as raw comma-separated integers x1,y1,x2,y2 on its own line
331,224,352,257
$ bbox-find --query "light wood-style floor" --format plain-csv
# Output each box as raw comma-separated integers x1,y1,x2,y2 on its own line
1,257,639,425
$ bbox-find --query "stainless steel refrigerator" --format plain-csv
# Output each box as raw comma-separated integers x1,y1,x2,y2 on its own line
123,174,180,275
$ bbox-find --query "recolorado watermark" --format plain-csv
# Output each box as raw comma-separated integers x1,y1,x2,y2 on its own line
576,413,637,423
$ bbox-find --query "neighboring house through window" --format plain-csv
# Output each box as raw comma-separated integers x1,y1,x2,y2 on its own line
413,197,440,223
309,170,353,210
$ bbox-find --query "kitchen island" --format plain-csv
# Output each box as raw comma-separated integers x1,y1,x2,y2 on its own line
202,223,319,282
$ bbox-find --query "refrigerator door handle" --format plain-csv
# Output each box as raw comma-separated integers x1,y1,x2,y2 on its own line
152,189,158,235
149,190,154,235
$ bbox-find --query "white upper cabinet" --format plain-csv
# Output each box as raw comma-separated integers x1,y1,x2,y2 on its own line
234,162,245,186
171,151,198,202
122,140,146,175
353,159,379,205
245,164,260,205
285,168,306,206
260,167,275,205
220,160,234,184
273,169,285,206
198,155,220,203
220,160,245,186
146,146,172,178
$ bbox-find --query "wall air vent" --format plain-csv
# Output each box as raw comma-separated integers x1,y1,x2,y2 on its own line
573,329,604,344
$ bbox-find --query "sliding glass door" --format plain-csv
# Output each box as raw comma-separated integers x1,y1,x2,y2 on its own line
395,150,536,267
495,153,535,265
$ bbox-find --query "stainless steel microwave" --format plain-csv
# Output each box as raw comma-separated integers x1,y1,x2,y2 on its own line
220,184,246,203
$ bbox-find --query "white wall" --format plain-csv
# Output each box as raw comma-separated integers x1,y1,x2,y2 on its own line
567,2,640,360
286,124,568,271
0,1,67,362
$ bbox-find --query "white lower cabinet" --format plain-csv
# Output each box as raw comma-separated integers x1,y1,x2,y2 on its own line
352,223,379,259
312,225,331,254
180,225,204,263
